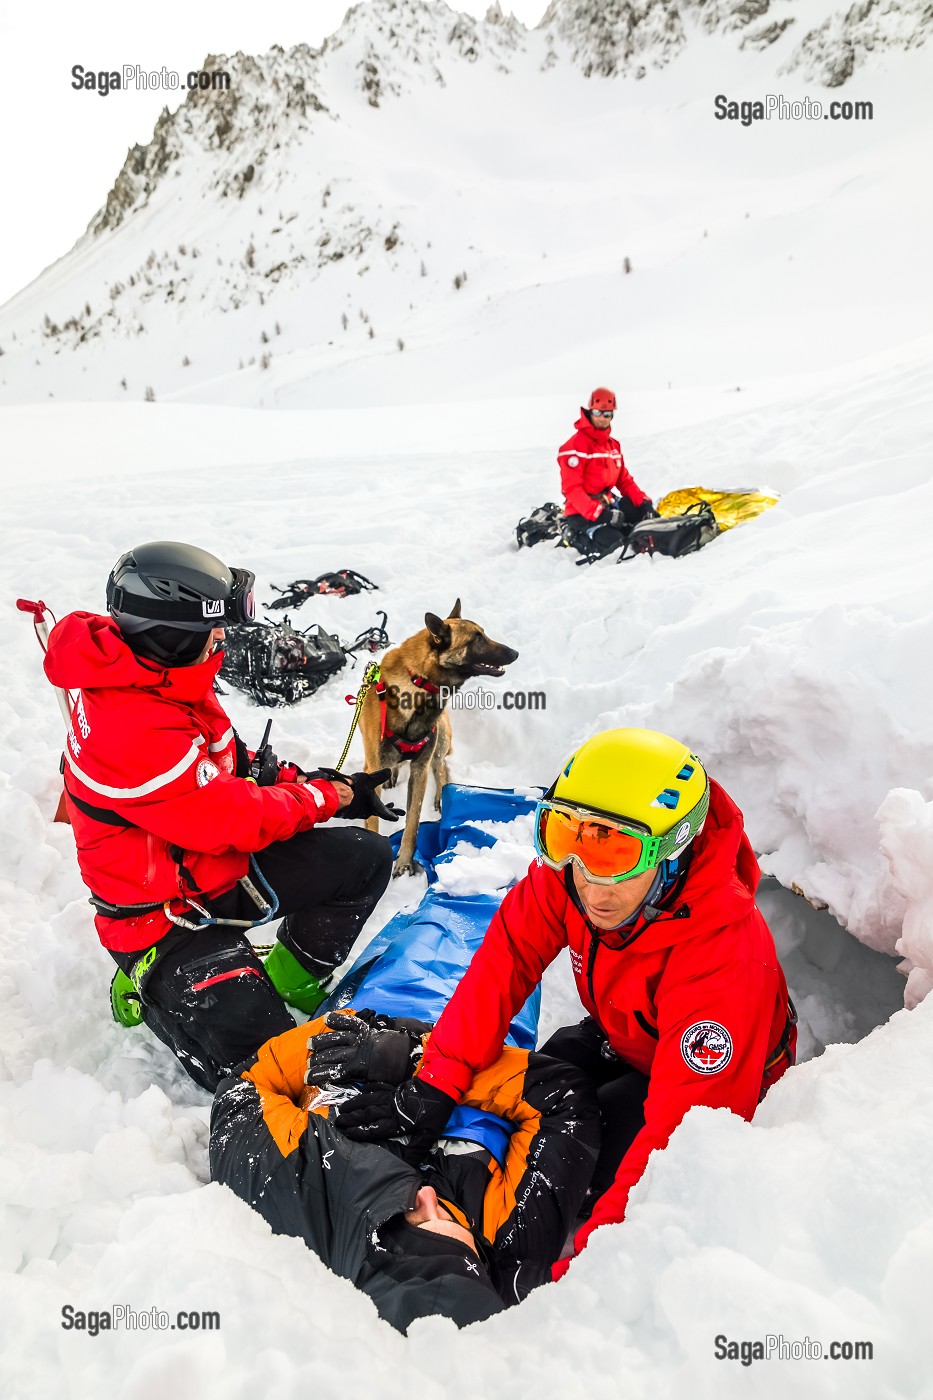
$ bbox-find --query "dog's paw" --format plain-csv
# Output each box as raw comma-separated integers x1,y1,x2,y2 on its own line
392,858,424,879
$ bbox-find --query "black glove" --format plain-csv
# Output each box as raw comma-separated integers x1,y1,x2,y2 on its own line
334,1078,456,1164
632,500,659,524
340,769,404,823
306,1012,422,1087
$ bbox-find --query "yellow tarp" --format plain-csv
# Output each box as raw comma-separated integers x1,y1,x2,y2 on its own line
657,486,779,532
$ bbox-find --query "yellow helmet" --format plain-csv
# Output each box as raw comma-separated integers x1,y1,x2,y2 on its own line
552,727,709,843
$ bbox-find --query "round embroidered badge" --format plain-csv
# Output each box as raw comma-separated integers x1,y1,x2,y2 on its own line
680,1021,733,1075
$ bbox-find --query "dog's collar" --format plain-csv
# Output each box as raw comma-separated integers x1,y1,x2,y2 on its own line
407,670,441,695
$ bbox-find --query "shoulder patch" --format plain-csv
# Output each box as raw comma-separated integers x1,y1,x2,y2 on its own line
680,1021,733,1075
197,759,220,787
567,454,580,468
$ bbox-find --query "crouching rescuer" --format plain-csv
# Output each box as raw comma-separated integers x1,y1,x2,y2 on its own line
336,729,797,1272
44,541,396,1090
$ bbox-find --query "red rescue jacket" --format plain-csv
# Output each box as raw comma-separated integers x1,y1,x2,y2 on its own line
419,780,794,1256
44,612,340,953
557,413,648,521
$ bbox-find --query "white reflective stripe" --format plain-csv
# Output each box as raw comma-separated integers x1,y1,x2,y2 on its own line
209,728,234,753
558,451,621,461
194,735,205,747
68,743,202,799
306,784,327,809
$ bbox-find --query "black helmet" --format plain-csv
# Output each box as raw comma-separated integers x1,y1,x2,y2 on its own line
107,541,255,666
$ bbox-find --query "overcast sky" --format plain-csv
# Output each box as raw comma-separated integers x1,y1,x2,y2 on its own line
0,0,546,308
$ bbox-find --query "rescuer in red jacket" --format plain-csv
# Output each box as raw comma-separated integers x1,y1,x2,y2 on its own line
335,729,796,1274
44,541,396,1091
558,387,657,557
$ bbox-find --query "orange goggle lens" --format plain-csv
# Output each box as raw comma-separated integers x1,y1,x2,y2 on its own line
537,805,646,878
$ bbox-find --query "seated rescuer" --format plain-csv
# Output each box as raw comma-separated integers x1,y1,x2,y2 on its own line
44,541,401,1091
336,729,797,1274
210,1009,600,1332
557,387,658,557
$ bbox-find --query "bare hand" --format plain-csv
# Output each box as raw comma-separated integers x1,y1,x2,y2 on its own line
331,779,355,810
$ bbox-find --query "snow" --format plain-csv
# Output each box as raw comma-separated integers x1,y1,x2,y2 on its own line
0,1,931,1393
2,332,927,1394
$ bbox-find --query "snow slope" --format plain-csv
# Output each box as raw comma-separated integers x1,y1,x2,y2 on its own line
1,329,931,1394
1,0,930,411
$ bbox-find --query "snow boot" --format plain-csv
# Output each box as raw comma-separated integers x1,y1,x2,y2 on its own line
264,939,330,1015
110,968,143,1027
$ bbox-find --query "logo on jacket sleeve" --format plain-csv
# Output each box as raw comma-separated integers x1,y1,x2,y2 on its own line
680,1021,733,1075
567,454,580,467
196,759,220,787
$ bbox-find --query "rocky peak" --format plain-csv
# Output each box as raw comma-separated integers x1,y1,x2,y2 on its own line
782,0,933,87
539,0,686,77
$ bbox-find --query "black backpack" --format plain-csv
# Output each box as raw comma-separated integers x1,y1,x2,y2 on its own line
220,619,349,706
619,502,720,561
516,502,563,548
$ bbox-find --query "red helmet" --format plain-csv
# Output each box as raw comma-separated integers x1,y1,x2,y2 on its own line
588,387,616,412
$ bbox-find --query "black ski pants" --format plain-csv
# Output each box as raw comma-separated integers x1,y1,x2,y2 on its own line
538,1015,650,1216
562,514,629,560
111,826,392,1092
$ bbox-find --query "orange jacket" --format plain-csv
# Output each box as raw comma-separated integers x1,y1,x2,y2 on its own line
211,1015,601,1324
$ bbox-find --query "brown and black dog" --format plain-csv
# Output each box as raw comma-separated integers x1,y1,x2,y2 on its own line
360,599,518,875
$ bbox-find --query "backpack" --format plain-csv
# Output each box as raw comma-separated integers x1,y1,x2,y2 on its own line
516,502,563,548
220,619,349,706
619,502,720,561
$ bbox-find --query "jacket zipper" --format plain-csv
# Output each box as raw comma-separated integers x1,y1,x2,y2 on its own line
581,895,690,1013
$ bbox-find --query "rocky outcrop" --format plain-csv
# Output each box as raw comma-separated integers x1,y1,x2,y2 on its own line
539,0,687,77
783,0,933,87
540,0,931,80
90,46,329,235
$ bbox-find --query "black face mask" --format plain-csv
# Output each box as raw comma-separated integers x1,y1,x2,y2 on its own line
125,625,214,667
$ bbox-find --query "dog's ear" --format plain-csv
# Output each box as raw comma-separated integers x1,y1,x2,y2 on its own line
425,612,451,648
448,599,462,620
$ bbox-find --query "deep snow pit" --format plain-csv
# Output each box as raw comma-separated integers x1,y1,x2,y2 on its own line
756,881,904,1063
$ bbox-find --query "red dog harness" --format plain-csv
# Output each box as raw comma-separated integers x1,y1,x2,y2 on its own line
374,671,440,756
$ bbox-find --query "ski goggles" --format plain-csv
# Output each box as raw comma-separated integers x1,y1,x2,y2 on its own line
534,787,709,884
591,409,614,418
228,567,256,624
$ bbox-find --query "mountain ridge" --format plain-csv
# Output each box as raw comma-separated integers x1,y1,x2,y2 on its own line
0,0,928,409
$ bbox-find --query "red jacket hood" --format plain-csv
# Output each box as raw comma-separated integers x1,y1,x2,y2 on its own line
44,611,224,703
624,778,760,954
574,413,618,448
